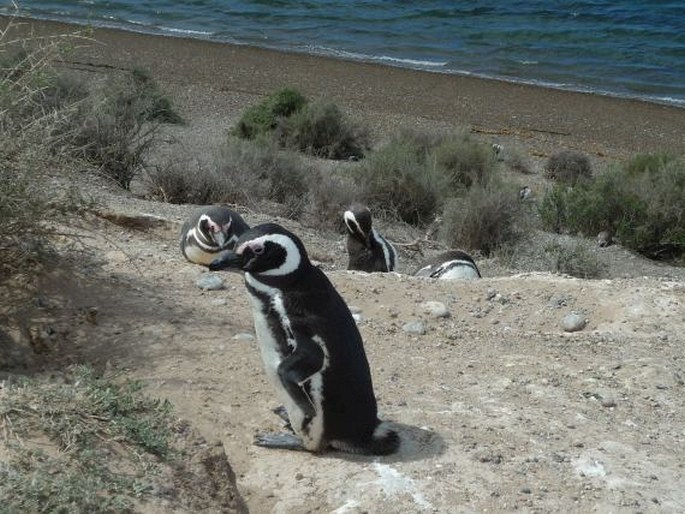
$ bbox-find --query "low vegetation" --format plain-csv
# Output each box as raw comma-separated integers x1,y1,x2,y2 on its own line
0,366,175,512
232,87,307,140
353,134,448,225
279,100,371,159
539,154,685,261
233,87,371,160
439,181,526,256
543,149,593,184
1,18,182,273
544,241,604,278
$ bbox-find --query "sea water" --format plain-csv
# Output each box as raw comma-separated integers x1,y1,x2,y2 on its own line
4,0,684,106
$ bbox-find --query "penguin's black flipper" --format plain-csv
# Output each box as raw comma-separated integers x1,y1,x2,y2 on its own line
254,432,307,451
276,335,325,419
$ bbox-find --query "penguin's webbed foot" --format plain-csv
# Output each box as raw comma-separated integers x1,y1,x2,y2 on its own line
271,405,293,432
254,432,307,451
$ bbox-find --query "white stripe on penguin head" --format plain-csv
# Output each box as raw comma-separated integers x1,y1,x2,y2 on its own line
237,233,303,277
343,210,364,236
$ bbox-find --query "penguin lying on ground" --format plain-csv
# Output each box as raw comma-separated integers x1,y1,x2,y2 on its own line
414,250,482,280
180,206,249,265
343,203,397,272
209,223,399,455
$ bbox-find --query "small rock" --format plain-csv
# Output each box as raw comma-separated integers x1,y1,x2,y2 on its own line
232,333,255,342
549,292,572,308
421,301,450,318
348,306,363,314
403,320,426,335
196,274,225,291
211,298,228,306
600,397,617,408
352,313,363,323
486,289,497,301
562,312,586,332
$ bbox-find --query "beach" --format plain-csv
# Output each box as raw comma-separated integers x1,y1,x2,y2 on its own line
4,15,684,162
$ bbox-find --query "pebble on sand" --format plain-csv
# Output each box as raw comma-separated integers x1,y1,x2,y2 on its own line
562,312,587,332
196,274,225,291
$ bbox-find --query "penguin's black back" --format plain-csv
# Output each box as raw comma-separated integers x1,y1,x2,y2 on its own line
272,264,381,442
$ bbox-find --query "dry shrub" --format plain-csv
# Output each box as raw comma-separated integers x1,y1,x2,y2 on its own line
279,100,371,160
544,241,604,278
0,18,90,274
355,138,448,226
56,70,180,190
544,150,593,184
148,137,313,219
431,130,499,192
307,168,358,230
439,181,526,256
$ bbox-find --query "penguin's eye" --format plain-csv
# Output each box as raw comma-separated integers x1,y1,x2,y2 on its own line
253,245,265,255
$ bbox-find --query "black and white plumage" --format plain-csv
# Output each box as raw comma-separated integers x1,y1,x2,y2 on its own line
180,206,249,266
414,250,482,280
209,223,399,455
344,204,397,273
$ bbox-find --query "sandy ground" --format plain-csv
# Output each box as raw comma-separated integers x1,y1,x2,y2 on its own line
13,174,681,513
3,15,685,514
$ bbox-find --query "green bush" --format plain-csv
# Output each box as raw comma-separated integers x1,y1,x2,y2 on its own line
232,87,307,140
438,180,526,255
624,153,676,176
544,150,593,184
280,100,371,160
538,155,685,261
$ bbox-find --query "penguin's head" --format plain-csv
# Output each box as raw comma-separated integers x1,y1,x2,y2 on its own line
343,203,373,246
198,212,233,248
209,223,310,277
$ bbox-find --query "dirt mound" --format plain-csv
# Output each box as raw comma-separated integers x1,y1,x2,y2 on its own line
4,195,683,512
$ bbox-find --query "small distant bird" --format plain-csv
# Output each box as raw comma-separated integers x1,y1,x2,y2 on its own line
492,143,504,161
209,223,400,455
519,185,532,201
180,206,249,265
596,230,613,248
343,203,397,272
414,250,482,280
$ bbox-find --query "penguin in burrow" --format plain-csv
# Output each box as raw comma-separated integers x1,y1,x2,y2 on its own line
180,205,249,265
343,203,397,273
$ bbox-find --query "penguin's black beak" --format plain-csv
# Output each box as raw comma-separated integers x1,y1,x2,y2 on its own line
208,251,244,272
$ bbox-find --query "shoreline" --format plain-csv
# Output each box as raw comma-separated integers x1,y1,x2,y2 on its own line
3,15,685,160
9,14,685,110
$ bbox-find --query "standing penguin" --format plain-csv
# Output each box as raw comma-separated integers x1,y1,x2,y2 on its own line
180,206,249,266
415,250,481,280
343,203,397,272
209,223,399,455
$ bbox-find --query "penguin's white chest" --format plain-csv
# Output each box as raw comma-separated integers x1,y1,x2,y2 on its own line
184,244,229,266
249,294,286,384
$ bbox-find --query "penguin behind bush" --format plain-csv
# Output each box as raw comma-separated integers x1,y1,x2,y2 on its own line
210,222,399,455
343,203,397,273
